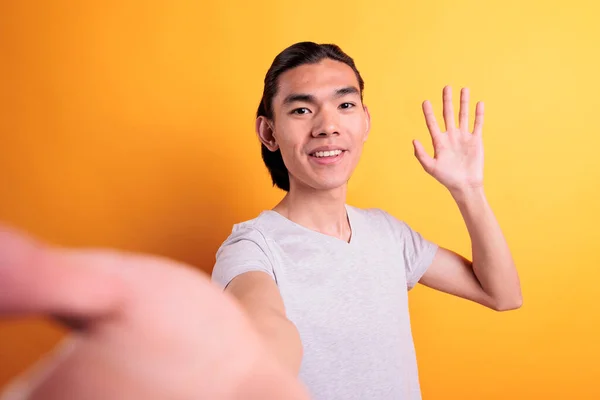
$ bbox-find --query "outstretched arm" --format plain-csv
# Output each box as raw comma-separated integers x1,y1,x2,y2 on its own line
0,225,310,400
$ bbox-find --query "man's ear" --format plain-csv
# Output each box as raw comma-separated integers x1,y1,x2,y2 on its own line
256,116,279,151
363,105,371,143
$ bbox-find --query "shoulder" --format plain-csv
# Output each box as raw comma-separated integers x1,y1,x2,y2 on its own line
347,205,406,231
348,205,429,241
218,211,279,251
347,205,385,221
212,213,279,288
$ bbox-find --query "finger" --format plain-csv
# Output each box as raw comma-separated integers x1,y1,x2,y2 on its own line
443,85,455,131
413,140,435,174
459,87,469,130
0,225,125,324
473,101,484,135
422,100,441,139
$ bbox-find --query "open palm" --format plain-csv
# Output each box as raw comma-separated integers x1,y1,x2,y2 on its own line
413,86,485,193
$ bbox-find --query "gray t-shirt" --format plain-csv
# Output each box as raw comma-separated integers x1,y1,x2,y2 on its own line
211,205,438,400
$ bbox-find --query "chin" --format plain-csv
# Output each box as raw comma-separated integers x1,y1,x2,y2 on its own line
289,166,354,192
305,177,350,192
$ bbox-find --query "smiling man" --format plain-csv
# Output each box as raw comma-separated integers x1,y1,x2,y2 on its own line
211,42,522,400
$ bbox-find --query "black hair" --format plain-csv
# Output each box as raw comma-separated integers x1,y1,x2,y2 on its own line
257,42,364,191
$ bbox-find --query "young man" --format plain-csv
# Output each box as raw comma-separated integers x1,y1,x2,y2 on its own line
211,42,522,399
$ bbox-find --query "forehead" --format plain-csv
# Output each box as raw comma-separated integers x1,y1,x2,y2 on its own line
274,59,360,102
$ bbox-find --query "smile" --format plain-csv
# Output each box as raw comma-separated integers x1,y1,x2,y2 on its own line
311,149,343,158
308,149,346,165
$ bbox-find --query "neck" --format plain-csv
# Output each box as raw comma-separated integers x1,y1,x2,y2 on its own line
273,180,351,242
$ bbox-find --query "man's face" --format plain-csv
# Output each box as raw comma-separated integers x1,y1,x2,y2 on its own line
260,58,370,192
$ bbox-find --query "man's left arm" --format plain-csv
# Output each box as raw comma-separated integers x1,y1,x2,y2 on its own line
412,86,522,311
419,187,522,311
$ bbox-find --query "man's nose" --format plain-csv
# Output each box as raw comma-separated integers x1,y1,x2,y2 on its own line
312,108,340,137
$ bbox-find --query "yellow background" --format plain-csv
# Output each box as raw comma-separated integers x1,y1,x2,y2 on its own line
1,1,599,398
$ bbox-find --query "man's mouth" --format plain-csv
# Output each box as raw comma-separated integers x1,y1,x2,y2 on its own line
308,149,346,165
310,149,344,158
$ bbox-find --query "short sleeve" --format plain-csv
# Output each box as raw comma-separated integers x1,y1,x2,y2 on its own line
211,225,276,290
379,210,439,290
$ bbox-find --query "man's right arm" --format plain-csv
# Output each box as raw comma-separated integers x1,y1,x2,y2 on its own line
225,271,303,375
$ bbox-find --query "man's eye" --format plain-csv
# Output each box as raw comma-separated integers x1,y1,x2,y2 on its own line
291,108,311,115
340,103,355,109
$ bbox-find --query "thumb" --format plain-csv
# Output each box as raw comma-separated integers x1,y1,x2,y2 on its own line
412,140,435,174
0,224,125,325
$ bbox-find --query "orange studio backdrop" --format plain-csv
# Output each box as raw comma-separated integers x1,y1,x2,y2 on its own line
1,1,599,399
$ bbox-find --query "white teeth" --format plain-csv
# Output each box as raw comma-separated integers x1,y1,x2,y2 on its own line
313,150,342,158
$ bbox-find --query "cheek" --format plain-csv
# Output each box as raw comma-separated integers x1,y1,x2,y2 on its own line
275,123,308,156
344,115,368,142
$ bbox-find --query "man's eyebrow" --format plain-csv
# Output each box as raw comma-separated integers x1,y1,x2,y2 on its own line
282,86,361,106
283,93,316,105
334,86,360,98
